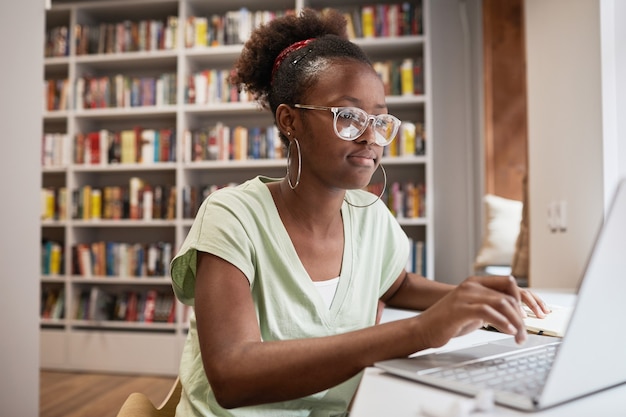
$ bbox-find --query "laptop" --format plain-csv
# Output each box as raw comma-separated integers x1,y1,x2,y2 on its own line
375,178,626,411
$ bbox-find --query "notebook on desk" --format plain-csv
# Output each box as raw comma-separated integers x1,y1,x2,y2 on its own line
375,178,626,411
522,303,572,337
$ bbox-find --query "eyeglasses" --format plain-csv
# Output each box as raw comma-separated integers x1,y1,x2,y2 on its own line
294,104,401,146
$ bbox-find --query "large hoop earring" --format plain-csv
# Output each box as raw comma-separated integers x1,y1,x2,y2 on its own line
344,163,387,208
286,138,301,190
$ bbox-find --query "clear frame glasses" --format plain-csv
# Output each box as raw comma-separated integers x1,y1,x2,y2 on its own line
294,104,401,146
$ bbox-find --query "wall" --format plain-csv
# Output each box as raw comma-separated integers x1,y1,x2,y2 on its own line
525,0,605,289
601,0,626,203
430,0,484,284
0,0,44,416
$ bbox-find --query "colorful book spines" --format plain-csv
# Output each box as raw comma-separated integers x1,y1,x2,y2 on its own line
384,121,426,157
41,240,64,275
407,238,427,277
73,287,176,323
73,128,175,165
185,69,253,104
41,287,65,320
366,180,426,219
72,241,173,279
45,78,70,111
41,187,68,221
74,16,178,55
72,181,176,221
183,125,283,162
75,73,176,110
373,58,424,97
185,8,294,48
344,2,423,39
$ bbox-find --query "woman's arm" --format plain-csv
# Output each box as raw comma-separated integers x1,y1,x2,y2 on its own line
194,252,433,408
381,270,551,321
381,271,455,311
194,252,532,409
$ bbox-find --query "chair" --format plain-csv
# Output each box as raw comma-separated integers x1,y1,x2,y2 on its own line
116,377,182,417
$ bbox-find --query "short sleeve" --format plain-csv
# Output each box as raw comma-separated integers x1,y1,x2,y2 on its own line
170,190,257,306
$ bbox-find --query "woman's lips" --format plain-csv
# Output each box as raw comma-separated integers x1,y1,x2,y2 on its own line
348,151,377,166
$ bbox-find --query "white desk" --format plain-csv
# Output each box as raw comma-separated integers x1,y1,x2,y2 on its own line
350,290,626,417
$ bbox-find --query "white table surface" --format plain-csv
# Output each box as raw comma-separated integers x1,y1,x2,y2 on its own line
350,289,626,417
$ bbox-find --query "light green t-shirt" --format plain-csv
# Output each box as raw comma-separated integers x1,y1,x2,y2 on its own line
170,176,409,417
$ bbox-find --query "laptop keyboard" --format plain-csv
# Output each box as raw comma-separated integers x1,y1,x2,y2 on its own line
424,344,559,397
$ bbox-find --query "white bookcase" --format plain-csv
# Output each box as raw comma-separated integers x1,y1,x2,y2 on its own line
41,0,433,375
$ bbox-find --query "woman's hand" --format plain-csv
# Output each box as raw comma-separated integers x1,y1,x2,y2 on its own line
417,275,529,347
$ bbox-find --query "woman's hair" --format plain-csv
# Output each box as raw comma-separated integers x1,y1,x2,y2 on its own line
230,8,372,144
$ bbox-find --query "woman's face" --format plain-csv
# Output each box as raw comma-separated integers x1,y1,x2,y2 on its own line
294,59,389,193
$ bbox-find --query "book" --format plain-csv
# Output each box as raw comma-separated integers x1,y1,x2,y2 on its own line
90,188,102,220
522,305,573,337
128,177,144,220
361,6,375,38
140,129,156,164
120,129,137,163
143,289,158,323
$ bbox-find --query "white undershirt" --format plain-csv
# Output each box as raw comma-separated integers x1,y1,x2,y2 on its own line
312,277,340,309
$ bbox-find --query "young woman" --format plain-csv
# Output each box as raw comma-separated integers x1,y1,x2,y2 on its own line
170,8,550,417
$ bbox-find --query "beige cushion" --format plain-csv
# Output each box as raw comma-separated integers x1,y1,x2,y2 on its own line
474,194,523,268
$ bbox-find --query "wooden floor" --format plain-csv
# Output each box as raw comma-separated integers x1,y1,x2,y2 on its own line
40,370,177,417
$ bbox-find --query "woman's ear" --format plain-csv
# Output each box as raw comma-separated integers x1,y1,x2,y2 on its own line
275,103,297,138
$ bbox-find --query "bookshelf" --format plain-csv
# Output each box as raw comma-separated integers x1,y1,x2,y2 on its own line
41,0,433,375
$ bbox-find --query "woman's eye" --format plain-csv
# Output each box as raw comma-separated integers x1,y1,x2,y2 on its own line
340,110,362,122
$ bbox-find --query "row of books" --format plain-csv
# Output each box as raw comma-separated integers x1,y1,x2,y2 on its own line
407,238,427,277
42,182,176,222
341,2,423,39
46,26,70,57
184,9,293,48
363,180,426,219
42,239,64,275
42,133,70,167
74,287,176,323
45,78,70,111
183,2,422,50
74,128,176,165
74,17,179,56
72,180,177,221
49,64,421,112
45,1,422,59
72,240,173,278
185,69,253,105
42,120,424,169
183,124,283,162
388,181,427,219
41,187,67,221
385,121,426,157
41,286,65,320
374,58,425,96
75,73,177,110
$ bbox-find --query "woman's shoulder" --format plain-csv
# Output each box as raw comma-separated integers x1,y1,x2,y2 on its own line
205,176,279,204
196,176,281,223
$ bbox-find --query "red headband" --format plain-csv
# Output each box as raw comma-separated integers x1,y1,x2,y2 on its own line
271,38,315,83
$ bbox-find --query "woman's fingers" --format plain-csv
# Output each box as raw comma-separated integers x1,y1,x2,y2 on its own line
469,275,522,303
473,290,527,344
448,277,528,343
520,288,551,318
422,275,535,347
